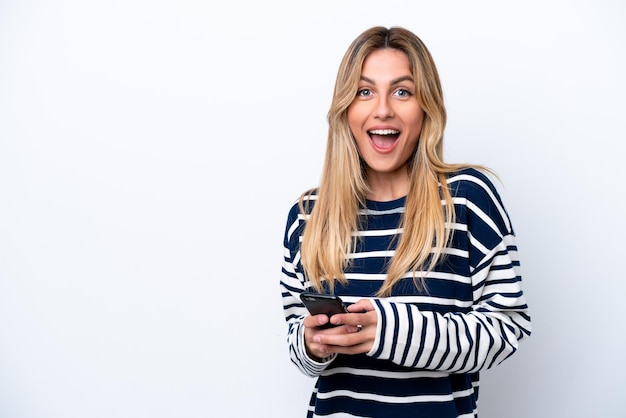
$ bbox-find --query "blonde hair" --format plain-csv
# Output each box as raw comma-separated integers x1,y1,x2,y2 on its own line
300,26,489,297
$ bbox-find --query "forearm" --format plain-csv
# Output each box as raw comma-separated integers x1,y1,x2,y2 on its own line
286,316,336,377
281,274,335,377
367,298,530,373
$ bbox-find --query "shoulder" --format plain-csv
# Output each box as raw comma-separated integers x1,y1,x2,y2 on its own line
446,167,500,199
283,189,318,244
286,188,319,220
446,167,513,233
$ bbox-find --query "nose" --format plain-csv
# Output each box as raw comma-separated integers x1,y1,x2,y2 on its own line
374,96,394,119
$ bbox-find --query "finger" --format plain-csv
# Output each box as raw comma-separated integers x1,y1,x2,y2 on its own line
303,314,330,329
320,331,374,354
325,341,372,355
315,325,373,347
304,323,334,360
347,298,374,313
329,310,374,328
306,340,331,360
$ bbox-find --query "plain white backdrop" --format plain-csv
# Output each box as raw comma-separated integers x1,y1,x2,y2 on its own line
1,1,624,417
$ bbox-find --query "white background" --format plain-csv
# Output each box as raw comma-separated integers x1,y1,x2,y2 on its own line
1,1,625,417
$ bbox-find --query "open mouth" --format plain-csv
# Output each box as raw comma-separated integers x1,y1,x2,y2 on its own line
368,129,400,150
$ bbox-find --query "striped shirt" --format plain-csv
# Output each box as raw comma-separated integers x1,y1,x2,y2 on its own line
280,168,531,417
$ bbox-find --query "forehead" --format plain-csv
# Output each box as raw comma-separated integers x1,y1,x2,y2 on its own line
361,48,411,78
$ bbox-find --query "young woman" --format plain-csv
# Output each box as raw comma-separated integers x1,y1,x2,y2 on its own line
280,26,531,418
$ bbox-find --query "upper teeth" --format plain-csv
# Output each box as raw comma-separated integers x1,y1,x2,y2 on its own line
369,129,399,135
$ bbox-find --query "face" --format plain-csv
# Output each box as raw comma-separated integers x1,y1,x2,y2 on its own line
347,48,424,181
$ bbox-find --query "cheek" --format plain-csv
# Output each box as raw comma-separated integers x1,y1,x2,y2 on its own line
413,109,426,131
347,103,367,129
346,107,357,131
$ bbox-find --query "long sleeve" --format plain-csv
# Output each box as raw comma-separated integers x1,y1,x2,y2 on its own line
280,195,336,377
366,171,531,372
279,169,531,417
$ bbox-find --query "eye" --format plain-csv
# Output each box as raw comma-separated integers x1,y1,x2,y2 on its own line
394,88,413,98
356,88,372,97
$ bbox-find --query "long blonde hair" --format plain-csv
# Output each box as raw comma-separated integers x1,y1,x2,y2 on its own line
300,26,487,297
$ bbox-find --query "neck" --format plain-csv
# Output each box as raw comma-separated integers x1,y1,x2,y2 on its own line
366,170,410,202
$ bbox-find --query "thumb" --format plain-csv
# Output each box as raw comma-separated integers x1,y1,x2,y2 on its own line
348,298,375,313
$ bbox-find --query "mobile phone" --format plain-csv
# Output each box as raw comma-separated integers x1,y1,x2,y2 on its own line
300,292,348,329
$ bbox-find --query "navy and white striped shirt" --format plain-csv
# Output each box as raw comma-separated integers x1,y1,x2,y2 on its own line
280,168,531,418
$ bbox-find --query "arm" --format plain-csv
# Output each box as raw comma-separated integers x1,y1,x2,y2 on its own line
281,172,531,373
279,199,337,377
368,238,530,372
367,172,531,372
312,236,530,371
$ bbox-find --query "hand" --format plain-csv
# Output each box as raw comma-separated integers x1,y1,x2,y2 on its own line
303,299,377,359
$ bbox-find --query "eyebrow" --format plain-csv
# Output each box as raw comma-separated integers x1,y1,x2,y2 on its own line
360,75,414,85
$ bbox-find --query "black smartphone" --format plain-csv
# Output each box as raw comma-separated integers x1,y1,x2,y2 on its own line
300,292,348,329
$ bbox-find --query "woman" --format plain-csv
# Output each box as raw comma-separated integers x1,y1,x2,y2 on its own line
280,25,531,418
